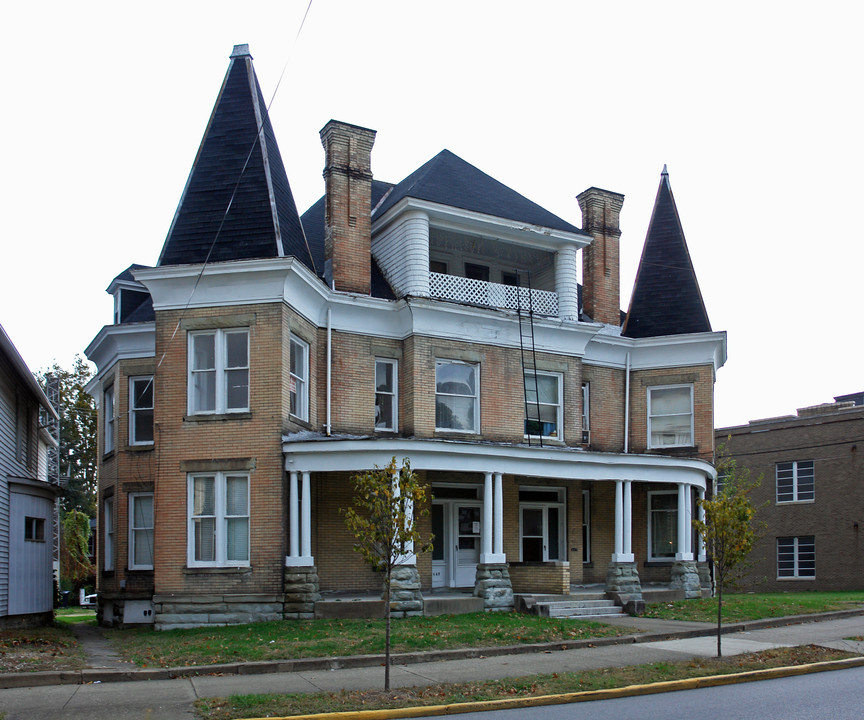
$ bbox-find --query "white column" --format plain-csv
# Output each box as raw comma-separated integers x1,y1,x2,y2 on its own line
288,470,299,559
493,472,504,558
301,471,312,560
555,244,580,320
622,480,634,561
393,470,415,565
612,480,624,560
482,472,493,558
697,488,707,562
676,483,694,561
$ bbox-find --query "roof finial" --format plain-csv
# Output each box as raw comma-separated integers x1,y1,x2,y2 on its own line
662,164,668,176
230,44,251,59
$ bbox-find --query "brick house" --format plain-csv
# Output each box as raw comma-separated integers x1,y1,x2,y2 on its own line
85,45,726,628
716,394,864,592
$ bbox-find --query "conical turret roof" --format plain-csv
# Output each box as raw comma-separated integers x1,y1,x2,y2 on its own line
622,167,711,338
158,45,308,269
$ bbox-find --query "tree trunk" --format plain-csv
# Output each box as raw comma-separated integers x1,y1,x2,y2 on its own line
716,578,723,658
384,569,391,691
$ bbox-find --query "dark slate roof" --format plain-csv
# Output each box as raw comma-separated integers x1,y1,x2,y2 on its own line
158,45,308,269
372,150,587,236
621,168,711,338
112,263,150,284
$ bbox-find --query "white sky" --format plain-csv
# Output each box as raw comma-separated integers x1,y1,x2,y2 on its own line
2,1,861,429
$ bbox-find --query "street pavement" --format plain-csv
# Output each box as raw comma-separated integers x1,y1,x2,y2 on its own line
1,613,862,720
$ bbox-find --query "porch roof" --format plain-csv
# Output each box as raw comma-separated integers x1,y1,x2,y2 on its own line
282,436,713,490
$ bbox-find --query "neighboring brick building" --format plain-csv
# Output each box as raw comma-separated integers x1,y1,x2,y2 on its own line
85,45,727,628
716,394,864,592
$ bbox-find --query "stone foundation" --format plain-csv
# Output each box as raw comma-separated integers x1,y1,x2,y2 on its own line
670,560,702,599
697,561,713,596
605,561,644,615
388,565,423,617
153,594,284,630
473,563,514,612
284,565,321,619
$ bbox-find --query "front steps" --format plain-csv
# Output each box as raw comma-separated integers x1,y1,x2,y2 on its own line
515,591,626,619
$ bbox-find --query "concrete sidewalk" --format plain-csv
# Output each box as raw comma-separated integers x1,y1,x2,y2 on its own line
1,611,862,720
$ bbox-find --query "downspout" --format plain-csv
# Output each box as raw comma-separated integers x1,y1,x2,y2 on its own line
624,352,631,453
326,308,332,436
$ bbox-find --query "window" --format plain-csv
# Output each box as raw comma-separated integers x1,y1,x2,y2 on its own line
464,263,489,281
188,473,249,567
581,382,590,444
129,493,154,570
104,386,115,454
375,359,398,431
24,516,45,542
435,360,479,432
430,260,448,274
104,498,114,571
582,489,591,563
776,460,814,503
524,371,563,439
129,376,154,445
289,336,309,421
188,329,249,414
519,488,565,562
648,491,677,560
648,385,693,448
777,536,815,578
501,271,519,287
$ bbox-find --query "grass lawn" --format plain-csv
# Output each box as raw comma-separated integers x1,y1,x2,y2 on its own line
195,645,855,719
0,624,88,673
54,608,97,627
108,612,631,668
643,592,864,623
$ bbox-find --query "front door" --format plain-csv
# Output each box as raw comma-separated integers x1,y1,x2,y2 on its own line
431,501,482,588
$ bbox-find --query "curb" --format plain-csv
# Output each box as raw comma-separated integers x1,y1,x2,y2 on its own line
241,656,864,720
1,607,862,689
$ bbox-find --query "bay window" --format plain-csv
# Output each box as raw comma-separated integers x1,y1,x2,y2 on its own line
188,472,250,567
289,336,309,421
128,493,154,570
188,329,249,414
129,376,154,445
648,385,693,448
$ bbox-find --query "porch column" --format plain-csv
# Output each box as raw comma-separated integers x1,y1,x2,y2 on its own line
493,472,504,557
482,472,493,558
676,483,694,561
612,480,634,562
481,471,506,564
697,487,706,562
286,470,314,566
555,244,580,320
393,470,415,564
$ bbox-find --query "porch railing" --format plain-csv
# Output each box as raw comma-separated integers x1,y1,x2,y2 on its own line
429,272,558,316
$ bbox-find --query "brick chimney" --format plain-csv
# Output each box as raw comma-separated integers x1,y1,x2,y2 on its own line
577,187,625,325
319,120,377,294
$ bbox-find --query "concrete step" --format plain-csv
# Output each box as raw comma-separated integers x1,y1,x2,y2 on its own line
548,604,625,618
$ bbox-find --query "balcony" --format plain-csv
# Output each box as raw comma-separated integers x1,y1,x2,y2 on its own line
429,272,559,316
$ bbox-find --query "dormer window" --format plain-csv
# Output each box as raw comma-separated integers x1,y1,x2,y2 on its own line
113,288,152,324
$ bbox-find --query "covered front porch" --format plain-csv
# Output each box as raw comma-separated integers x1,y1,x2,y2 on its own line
281,437,715,617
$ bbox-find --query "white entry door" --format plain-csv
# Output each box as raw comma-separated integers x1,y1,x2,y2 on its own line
431,501,482,588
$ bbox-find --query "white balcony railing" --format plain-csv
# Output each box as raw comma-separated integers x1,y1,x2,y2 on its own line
429,272,558,316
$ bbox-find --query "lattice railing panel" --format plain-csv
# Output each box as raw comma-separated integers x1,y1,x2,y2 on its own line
429,272,558,316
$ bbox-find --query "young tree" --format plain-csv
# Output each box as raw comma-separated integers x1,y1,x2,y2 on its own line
61,508,95,596
693,454,761,657
343,457,431,691
38,356,98,514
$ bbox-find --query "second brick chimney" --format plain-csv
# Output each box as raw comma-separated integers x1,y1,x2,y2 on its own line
577,187,625,326
320,120,377,294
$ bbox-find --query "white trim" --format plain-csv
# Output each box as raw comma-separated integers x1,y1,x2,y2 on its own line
524,370,564,441
518,486,566,562
187,328,250,415
582,488,591,564
777,535,816,579
289,335,310,422
283,437,713,490
375,358,398,431
128,375,154,446
647,490,678,561
187,472,250,568
647,384,694,449
435,359,479,433
128,492,154,570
